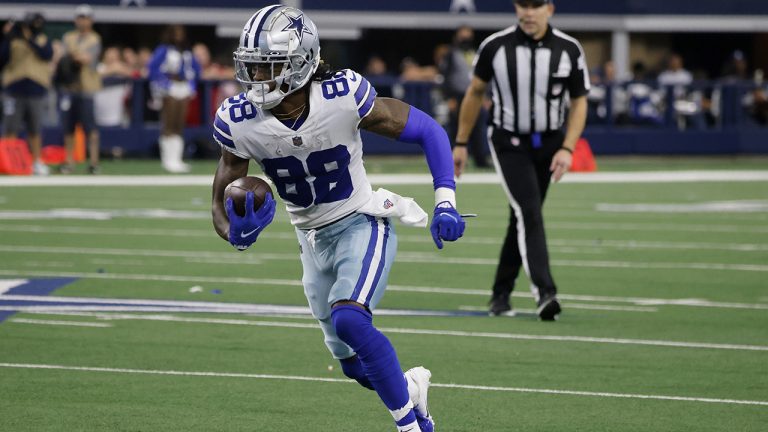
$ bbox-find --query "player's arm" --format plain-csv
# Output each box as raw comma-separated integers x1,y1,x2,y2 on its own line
454,76,488,177
211,150,249,241
360,97,465,249
360,97,455,194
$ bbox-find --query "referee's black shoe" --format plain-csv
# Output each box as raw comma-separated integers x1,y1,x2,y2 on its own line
537,295,562,321
489,292,513,316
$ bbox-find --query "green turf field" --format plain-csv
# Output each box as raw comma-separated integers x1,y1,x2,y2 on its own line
0,156,766,431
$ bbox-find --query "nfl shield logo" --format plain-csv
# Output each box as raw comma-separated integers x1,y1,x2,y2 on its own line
292,136,303,147
383,199,394,209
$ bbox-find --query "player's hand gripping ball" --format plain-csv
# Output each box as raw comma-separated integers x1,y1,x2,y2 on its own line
224,176,276,251
224,176,273,216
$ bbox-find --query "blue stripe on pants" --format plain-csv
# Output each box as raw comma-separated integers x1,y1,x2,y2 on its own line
363,218,390,306
351,215,381,305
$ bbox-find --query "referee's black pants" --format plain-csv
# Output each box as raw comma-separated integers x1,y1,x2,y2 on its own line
488,128,563,304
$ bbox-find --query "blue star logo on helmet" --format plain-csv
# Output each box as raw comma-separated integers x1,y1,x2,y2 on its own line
281,13,313,44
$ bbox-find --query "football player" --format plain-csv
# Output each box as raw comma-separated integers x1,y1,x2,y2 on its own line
211,5,467,431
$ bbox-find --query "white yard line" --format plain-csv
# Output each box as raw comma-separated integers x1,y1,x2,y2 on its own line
5,312,766,352
547,221,768,234
0,362,766,406
2,171,768,187
4,224,768,251
390,284,768,311
8,318,112,328
0,269,303,287
459,303,658,313
2,245,768,273
1,269,766,311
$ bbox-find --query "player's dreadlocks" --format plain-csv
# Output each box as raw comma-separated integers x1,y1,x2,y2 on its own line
311,59,337,81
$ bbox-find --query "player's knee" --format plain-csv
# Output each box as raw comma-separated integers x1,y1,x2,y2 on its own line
339,355,374,390
331,304,372,348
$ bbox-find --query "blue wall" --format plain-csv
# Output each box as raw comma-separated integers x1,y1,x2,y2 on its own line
304,0,768,15
11,0,768,14
41,120,768,158
39,79,768,157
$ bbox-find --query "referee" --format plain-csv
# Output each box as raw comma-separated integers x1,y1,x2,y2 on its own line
453,0,589,320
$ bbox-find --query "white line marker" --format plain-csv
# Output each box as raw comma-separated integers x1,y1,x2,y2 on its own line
0,269,303,287
0,362,765,406
3,224,768,250
8,318,112,328
547,221,768,234
7,312,766,352
389,284,768,311
597,200,768,213
2,245,768,272
459,303,659,313
430,382,768,406
1,271,766,312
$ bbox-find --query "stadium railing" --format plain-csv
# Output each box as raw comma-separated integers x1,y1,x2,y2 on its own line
36,77,768,158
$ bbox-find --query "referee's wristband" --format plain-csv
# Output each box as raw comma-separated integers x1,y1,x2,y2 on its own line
454,141,468,147
560,146,574,154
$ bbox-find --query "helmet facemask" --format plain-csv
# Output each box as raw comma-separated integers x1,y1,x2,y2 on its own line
234,7,320,109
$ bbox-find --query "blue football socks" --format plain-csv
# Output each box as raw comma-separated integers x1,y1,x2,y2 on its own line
332,304,417,428
339,355,374,390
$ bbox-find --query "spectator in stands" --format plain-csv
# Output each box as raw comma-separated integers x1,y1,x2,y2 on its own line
720,50,749,82
192,43,233,80
0,12,53,176
624,61,662,125
121,46,142,78
718,51,768,126
753,70,768,125
399,56,439,82
94,46,131,127
658,53,706,129
42,38,64,129
148,24,201,173
439,26,490,167
59,4,102,174
137,47,152,77
365,55,389,77
188,42,235,129
657,53,693,91
364,55,396,97
587,60,629,125
97,46,131,78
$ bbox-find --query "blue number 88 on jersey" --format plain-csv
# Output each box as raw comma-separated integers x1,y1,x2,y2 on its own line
261,145,353,208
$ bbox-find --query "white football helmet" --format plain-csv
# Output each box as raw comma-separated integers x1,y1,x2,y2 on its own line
234,5,320,109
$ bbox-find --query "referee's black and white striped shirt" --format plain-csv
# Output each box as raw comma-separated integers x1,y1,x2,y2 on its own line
473,25,590,134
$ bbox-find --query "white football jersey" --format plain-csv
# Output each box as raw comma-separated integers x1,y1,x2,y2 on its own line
213,69,378,229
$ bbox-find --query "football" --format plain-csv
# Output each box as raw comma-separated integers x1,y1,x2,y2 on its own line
224,176,273,217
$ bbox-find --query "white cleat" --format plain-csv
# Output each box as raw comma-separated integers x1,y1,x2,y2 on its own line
405,366,434,432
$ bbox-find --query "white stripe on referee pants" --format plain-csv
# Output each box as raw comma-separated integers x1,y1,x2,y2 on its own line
487,136,540,301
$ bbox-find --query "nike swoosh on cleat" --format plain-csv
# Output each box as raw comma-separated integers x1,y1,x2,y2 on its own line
240,227,261,238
